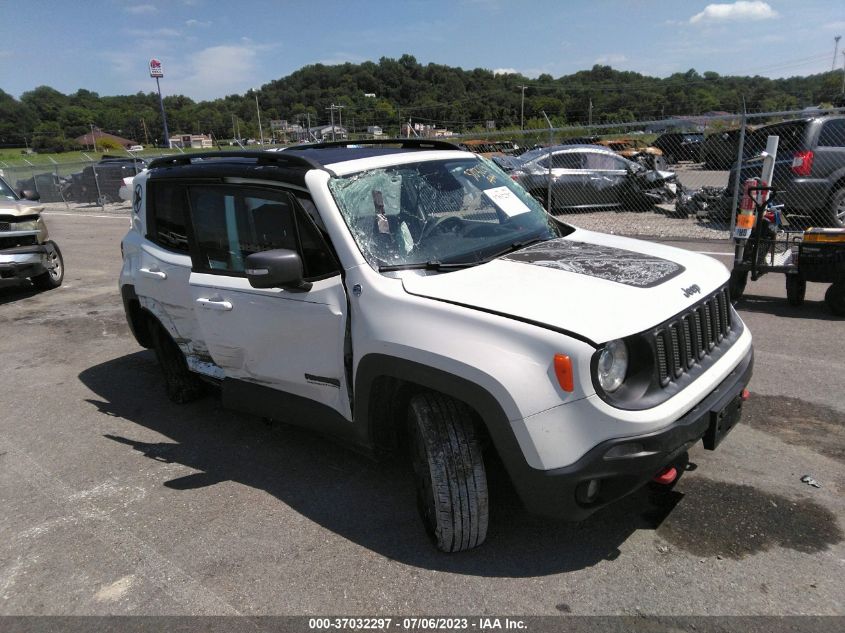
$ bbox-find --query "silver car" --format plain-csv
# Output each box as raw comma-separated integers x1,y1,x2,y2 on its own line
0,176,64,290
495,144,679,213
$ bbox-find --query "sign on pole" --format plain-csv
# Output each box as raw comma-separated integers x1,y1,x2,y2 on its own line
149,58,164,78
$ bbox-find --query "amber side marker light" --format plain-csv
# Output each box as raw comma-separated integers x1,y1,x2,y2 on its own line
554,354,574,392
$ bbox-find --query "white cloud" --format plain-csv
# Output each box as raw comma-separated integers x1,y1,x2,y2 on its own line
177,45,261,100
126,4,158,14
492,68,518,75
186,19,211,28
690,1,778,25
595,54,628,65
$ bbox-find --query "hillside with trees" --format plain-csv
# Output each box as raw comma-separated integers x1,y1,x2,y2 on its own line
2,54,844,151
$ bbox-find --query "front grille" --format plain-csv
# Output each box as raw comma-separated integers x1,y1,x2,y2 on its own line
653,286,732,387
0,222,10,232
0,234,38,250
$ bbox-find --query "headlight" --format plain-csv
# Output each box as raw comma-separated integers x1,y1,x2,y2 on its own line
597,339,628,393
13,220,40,231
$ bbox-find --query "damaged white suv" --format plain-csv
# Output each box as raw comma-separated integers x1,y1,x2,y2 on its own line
119,141,753,552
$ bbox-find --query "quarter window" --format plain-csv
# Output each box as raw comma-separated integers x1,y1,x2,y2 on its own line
148,182,190,253
818,120,845,147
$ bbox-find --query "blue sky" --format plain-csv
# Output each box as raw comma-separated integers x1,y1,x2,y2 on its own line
1,0,843,101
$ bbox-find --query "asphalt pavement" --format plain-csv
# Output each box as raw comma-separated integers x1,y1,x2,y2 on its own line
0,213,842,616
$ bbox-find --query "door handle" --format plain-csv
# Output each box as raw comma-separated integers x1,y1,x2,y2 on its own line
139,267,167,280
196,297,233,311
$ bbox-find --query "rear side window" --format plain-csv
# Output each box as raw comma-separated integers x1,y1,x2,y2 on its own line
818,119,845,147
551,153,584,169
745,122,806,157
187,185,338,279
147,182,190,253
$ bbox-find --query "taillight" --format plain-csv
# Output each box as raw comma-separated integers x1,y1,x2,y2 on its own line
791,150,814,176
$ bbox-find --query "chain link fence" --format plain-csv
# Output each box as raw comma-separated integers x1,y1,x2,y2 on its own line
2,107,844,239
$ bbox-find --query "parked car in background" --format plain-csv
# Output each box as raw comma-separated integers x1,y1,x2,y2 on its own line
62,156,147,204
495,145,679,212
652,132,704,164
723,115,845,227
0,176,64,289
701,126,760,170
458,139,524,158
594,138,665,169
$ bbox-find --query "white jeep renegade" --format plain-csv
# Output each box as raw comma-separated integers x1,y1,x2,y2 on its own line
119,141,753,552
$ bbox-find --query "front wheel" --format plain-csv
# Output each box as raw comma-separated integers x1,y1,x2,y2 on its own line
825,282,845,316
785,275,806,306
407,392,489,552
31,241,64,290
729,268,748,302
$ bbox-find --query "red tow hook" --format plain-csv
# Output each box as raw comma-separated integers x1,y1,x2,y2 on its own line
652,466,678,486
741,389,750,401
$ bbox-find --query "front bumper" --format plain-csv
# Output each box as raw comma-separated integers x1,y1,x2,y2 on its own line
0,244,49,279
508,346,753,520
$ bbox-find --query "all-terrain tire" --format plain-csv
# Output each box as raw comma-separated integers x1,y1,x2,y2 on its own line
825,282,845,316
31,240,64,290
829,187,845,228
407,392,489,553
729,268,748,302
785,274,806,306
149,321,205,403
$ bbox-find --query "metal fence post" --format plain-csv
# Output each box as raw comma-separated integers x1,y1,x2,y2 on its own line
541,111,554,212
729,101,747,240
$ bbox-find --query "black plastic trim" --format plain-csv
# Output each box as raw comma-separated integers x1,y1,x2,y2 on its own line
148,150,324,171
286,138,462,152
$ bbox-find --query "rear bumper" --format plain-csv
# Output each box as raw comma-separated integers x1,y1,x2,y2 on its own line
507,346,753,520
782,178,830,213
0,245,48,279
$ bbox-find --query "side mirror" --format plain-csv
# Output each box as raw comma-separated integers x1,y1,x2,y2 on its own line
245,249,312,292
20,189,40,201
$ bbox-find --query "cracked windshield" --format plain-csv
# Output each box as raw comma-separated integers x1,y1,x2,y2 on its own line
328,157,571,271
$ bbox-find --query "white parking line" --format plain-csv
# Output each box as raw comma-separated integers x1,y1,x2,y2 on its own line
695,251,733,256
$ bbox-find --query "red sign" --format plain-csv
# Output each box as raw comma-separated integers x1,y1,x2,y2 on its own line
149,58,164,78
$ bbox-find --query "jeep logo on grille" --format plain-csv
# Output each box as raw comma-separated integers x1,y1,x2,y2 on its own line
682,284,701,298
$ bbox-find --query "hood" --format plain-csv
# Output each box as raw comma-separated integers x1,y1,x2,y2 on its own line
401,229,729,344
0,199,44,217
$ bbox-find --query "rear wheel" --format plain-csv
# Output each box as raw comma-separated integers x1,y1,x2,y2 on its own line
31,241,64,290
825,282,845,316
407,392,489,552
785,275,806,306
829,188,845,228
150,321,205,403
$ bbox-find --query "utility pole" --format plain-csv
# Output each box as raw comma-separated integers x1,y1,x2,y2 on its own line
834,36,842,71
588,98,593,127
519,85,528,130
141,118,150,147
841,51,845,94
327,105,336,141
90,123,97,152
337,104,345,137
306,112,311,142
253,90,264,146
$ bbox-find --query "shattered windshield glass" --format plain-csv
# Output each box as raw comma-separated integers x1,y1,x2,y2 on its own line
328,157,572,271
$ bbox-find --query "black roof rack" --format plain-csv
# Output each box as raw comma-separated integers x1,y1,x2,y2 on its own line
285,138,462,152
147,150,324,171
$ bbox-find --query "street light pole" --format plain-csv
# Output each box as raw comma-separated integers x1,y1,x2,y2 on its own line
519,85,527,130
254,90,264,146
834,36,842,72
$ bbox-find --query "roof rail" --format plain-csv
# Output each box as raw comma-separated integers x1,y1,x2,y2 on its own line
285,138,462,152
147,150,324,171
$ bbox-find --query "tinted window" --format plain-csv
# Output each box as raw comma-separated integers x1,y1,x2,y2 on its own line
818,119,845,147
148,182,190,253
585,153,626,170
551,153,584,169
745,122,806,157
187,186,337,278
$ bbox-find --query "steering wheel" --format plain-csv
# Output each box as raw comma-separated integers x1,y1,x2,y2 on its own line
419,215,465,241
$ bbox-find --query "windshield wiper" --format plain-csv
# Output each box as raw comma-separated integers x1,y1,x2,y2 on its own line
480,236,548,263
378,260,477,272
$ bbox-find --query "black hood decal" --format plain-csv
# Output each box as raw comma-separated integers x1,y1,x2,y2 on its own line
502,239,685,288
